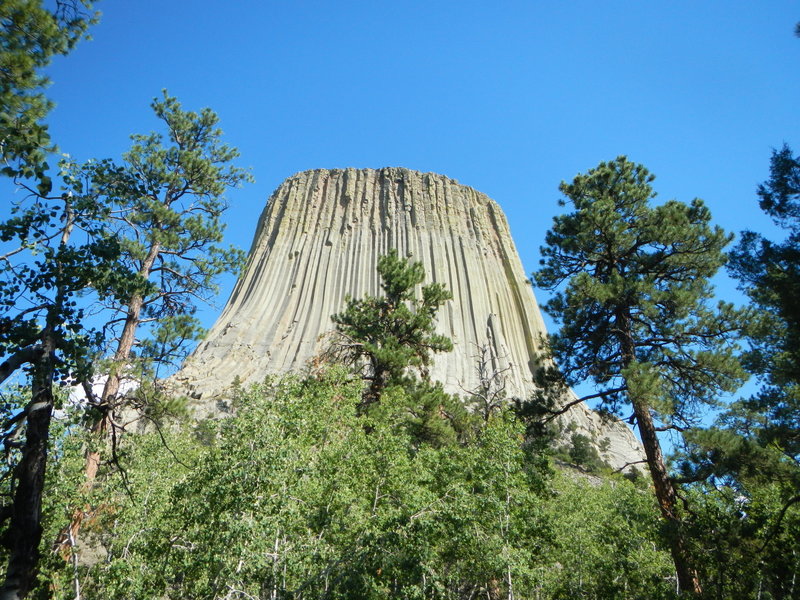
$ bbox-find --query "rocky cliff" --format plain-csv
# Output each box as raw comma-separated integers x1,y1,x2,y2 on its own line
173,167,644,469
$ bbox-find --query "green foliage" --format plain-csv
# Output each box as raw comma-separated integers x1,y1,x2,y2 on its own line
566,433,605,473
0,4,109,595
36,406,202,599
533,156,747,594
331,250,453,405
0,386,90,590
329,250,468,449
0,190,136,383
364,381,480,449
546,422,610,474
677,145,800,598
679,480,800,599
1,11,250,591
70,372,551,599
724,143,800,480
35,370,677,600
0,0,97,195
63,91,252,375
541,473,674,599
534,156,745,425
0,0,117,385
0,91,249,586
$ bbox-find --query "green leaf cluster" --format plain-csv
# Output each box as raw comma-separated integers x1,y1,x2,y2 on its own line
1,11,250,591
677,476,800,599
35,370,675,600
0,191,140,385
540,472,674,599
1,0,96,195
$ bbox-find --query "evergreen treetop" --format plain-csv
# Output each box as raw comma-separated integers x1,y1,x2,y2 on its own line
534,156,746,595
331,250,453,406
536,157,744,425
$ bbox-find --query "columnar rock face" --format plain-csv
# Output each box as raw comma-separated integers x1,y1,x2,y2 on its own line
174,167,644,469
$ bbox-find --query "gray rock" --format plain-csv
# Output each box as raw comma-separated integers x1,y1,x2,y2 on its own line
172,167,645,469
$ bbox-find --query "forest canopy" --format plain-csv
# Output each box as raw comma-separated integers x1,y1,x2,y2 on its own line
1,2,799,599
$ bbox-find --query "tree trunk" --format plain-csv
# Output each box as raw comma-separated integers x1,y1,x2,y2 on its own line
99,240,161,411
0,331,56,599
60,242,161,558
82,291,145,484
86,241,160,469
3,210,75,598
617,308,702,596
632,398,701,595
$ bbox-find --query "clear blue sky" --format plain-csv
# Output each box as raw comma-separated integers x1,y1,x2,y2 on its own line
43,1,799,333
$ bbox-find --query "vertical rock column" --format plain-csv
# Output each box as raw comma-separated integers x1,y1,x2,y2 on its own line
173,167,644,469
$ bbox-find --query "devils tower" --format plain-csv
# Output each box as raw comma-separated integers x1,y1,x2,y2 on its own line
174,167,643,468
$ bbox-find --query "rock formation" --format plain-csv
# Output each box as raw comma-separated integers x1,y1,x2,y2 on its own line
173,167,644,469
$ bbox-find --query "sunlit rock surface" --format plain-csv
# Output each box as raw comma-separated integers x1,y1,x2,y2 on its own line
173,167,644,469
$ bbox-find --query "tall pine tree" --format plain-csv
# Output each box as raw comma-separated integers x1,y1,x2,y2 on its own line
676,145,800,596
54,91,252,562
534,156,745,595
726,144,800,473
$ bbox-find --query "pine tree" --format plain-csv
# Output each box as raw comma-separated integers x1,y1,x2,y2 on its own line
331,250,453,406
63,90,251,439
534,156,745,595
327,251,481,447
725,144,800,475
1,0,97,198
1,33,250,592
676,145,800,595
53,91,252,560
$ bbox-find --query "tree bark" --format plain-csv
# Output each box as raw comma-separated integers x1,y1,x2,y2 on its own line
99,241,161,409
632,398,701,595
2,201,76,598
0,330,56,599
82,291,144,482
616,308,702,596
60,242,161,558
0,346,44,387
